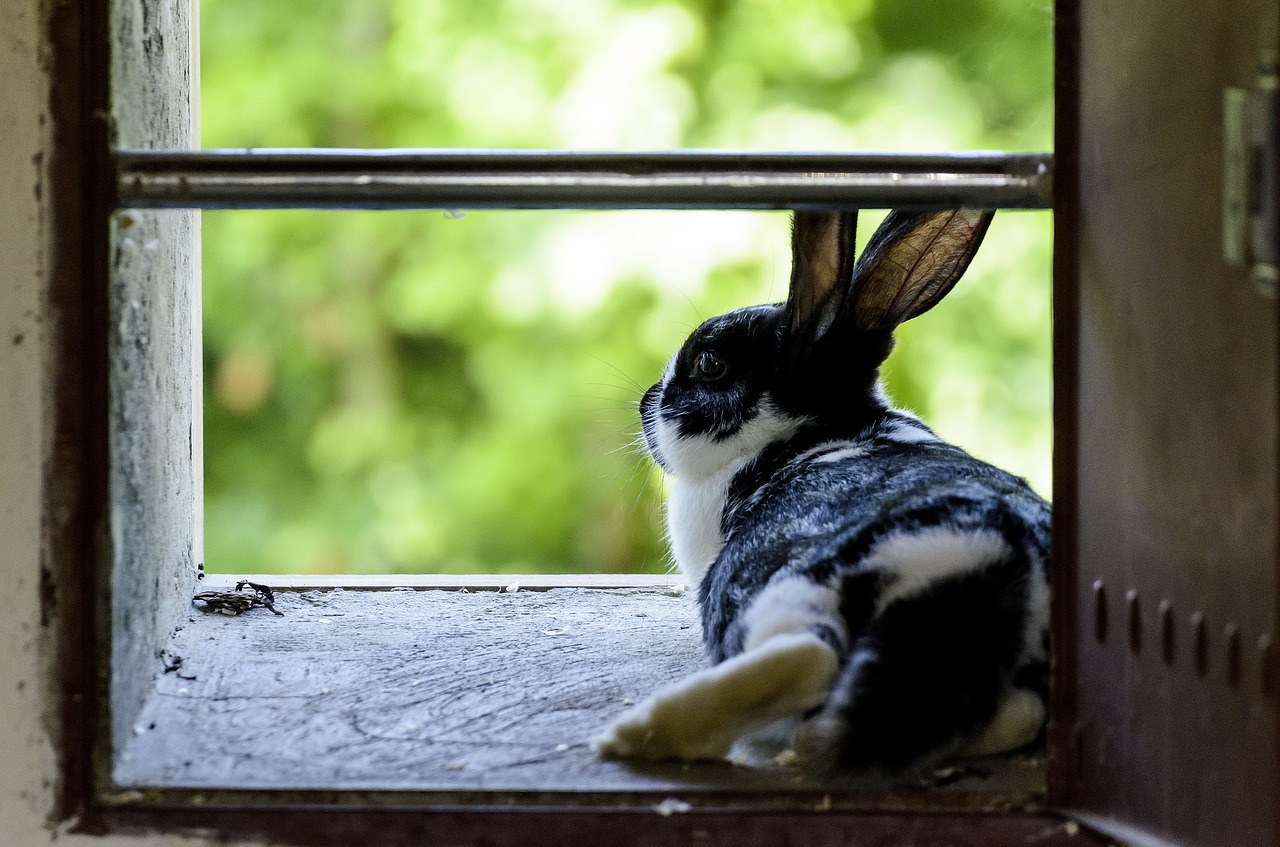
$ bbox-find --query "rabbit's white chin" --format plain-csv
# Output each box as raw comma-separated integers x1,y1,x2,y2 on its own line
658,399,805,586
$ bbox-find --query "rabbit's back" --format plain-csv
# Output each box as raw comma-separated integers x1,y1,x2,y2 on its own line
703,423,1051,666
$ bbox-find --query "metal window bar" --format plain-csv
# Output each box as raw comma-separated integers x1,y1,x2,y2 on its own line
114,149,1054,211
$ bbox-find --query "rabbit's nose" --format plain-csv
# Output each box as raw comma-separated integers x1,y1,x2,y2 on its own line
640,383,662,412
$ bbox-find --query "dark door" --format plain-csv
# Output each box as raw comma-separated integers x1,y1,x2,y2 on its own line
1055,1,1279,845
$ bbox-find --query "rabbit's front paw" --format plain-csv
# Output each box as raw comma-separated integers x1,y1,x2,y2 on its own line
592,694,734,762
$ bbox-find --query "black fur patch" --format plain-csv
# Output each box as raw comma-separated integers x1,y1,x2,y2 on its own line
656,306,783,443
830,551,1033,771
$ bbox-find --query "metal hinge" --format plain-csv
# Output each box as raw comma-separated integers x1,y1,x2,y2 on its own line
1223,51,1278,297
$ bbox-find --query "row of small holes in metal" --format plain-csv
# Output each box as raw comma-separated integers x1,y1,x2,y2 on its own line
1092,579,1274,696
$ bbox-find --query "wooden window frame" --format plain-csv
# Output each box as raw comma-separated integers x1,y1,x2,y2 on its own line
41,0,1099,844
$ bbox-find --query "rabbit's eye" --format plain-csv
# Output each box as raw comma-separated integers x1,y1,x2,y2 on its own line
692,351,728,381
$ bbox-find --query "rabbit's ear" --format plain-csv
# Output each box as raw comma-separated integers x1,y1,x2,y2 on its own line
784,211,858,342
848,209,994,333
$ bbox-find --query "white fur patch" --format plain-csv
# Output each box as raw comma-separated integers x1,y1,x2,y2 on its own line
879,418,938,444
658,397,805,582
778,439,872,472
1019,554,1050,665
862,528,1012,614
593,633,839,762
741,575,847,653
667,465,740,586
812,444,871,464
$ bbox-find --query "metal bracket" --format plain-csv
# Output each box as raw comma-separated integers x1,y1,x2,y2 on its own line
1223,52,1278,297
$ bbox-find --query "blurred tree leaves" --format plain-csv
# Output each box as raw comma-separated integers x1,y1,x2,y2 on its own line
201,0,1052,574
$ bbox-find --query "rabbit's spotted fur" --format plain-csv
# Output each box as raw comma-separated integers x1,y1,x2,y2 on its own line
594,210,1050,773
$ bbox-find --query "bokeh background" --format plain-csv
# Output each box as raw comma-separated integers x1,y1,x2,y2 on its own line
201,0,1053,575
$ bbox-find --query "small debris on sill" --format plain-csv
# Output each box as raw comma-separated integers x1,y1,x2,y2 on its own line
816,794,832,811
1064,821,1081,837
160,651,196,681
541,627,571,636
196,561,205,580
505,582,520,593
554,743,569,752
444,760,467,771
772,749,800,768
652,798,692,817
192,580,282,616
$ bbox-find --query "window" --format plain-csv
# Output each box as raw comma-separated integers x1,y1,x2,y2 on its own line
104,0,1064,820
57,0,1269,844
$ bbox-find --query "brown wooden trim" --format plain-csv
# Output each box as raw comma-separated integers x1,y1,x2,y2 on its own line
1273,10,1280,846
1268,8,1280,846
1048,0,1080,810
92,786,1046,817
43,0,112,823
77,808,1107,847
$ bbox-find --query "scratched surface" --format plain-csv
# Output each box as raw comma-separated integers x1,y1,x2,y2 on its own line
108,0,201,757
115,587,1044,801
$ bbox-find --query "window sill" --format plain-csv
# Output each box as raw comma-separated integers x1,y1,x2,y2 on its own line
111,575,1044,813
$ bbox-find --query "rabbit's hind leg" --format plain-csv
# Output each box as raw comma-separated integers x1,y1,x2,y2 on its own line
592,630,838,761
795,542,1042,773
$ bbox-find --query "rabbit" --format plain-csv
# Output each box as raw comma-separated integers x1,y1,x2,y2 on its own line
592,209,1051,774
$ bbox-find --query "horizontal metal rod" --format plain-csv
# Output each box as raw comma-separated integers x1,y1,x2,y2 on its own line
115,149,1054,211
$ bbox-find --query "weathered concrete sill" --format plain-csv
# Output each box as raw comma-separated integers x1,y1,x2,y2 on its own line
113,578,1044,808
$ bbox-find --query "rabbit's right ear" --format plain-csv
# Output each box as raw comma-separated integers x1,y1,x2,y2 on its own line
847,209,993,334
783,211,859,344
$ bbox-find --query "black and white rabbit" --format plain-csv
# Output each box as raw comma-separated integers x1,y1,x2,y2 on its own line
593,209,1050,773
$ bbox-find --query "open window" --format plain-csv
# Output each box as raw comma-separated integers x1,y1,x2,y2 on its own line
42,0,1280,844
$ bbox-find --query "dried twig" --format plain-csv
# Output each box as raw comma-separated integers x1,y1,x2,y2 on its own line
193,580,283,616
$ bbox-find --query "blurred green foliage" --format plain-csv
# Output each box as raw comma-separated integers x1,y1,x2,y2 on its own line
201,0,1053,574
